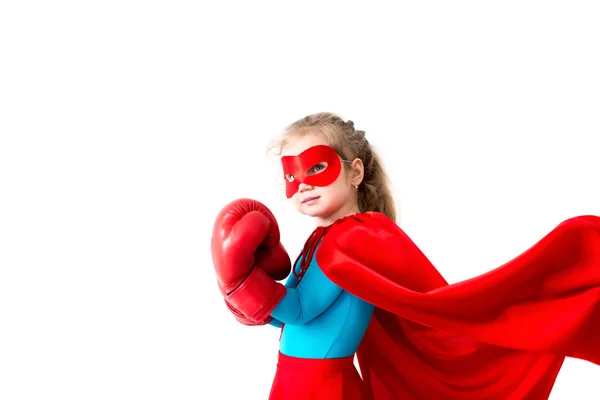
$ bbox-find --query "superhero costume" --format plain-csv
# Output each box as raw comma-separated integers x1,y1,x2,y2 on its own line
269,250,374,358
265,211,600,399
267,249,375,399
280,144,352,198
212,144,600,399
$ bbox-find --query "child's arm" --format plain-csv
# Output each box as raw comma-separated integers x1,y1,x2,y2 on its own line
270,259,343,325
268,268,301,328
268,319,283,328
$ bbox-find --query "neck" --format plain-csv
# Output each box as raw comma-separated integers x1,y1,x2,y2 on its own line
314,202,361,227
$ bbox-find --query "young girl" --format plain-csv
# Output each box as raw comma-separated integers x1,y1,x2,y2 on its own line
211,112,600,399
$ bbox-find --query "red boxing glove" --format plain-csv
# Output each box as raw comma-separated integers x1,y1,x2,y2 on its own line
223,298,266,326
211,198,290,324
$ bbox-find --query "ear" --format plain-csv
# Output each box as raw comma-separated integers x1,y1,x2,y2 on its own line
349,158,364,185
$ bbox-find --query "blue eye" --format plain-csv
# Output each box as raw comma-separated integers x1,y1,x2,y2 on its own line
308,163,327,175
285,174,295,182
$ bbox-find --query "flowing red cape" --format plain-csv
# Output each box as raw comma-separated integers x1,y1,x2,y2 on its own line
314,213,600,399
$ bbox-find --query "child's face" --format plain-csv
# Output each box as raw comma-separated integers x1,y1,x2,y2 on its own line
280,132,358,223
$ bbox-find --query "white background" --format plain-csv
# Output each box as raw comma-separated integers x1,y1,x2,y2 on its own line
1,1,599,399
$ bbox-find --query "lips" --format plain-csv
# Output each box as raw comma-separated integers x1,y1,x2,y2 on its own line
302,196,320,204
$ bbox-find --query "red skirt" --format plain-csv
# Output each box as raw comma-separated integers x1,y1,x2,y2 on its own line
268,352,371,400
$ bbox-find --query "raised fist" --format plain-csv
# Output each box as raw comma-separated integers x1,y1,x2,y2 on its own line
211,198,290,324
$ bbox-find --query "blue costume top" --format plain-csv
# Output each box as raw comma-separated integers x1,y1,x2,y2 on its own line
269,243,375,358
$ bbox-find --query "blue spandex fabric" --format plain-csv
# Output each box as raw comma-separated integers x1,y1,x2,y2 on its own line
269,244,375,358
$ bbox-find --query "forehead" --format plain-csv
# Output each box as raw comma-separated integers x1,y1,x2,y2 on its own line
280,132,329,157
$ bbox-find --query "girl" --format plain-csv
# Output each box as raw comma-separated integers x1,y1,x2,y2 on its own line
211,112,600,399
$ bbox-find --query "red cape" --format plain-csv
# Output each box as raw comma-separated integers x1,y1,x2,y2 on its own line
314,212,600,399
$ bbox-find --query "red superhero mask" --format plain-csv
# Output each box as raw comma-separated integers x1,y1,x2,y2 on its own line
281,145,345,198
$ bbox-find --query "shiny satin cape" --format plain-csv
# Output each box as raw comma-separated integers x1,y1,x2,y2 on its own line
311,212,600,399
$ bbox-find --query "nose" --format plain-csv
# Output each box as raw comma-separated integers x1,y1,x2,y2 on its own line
298,182,312,192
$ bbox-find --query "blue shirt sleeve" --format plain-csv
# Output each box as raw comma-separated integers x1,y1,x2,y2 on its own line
267,269,300,328
270,258,344,325
268,319,283,328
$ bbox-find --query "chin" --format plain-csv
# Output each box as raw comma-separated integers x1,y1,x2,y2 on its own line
298,204,324,217
304,207,337,220
300,209,324,218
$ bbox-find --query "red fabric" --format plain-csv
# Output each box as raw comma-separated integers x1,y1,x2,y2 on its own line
269,352,370,400
292,225,327,282
281,145,342,198
315,212,600,399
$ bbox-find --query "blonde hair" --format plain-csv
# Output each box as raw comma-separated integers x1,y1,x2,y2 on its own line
268,112,398,223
